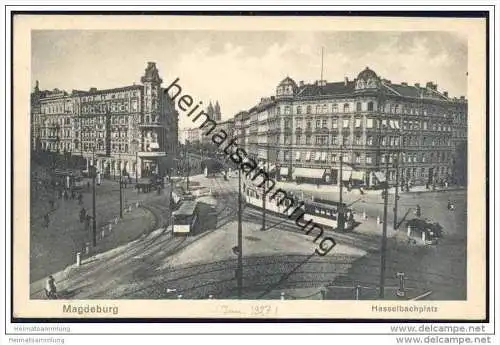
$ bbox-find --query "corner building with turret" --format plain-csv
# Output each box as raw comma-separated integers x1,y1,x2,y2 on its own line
235,67,468,188
30,62,179,178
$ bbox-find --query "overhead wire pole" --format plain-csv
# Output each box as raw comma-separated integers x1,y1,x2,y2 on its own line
119,151,123,218
261,143,268,231
91,147,97,247
379,153,390,299
393,111,403,230
237,166,243,299
338,145,344,232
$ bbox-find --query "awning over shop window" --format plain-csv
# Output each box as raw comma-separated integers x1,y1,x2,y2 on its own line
342,170,352,181
280,167,289,176
351,171,365,181
374,171,386,183
293,168,326,180
149,142,160,149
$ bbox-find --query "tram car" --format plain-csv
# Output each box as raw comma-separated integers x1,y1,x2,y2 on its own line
244,186,354,231
172,200,200,236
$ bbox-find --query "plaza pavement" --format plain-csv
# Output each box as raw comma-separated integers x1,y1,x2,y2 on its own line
30,173,165,283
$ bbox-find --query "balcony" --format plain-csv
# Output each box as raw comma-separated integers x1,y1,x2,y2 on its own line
139,122,163,128
295,127,302,133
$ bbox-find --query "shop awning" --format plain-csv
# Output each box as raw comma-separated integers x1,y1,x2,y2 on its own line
293,168,326,180
374,171,386,183
351,171,365,181
149,142,160,149
342,170,352,181
280,167,289,176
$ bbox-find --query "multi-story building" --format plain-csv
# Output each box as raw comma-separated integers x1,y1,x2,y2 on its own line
31,62,179,178
180,127,203,145
235,67,467,187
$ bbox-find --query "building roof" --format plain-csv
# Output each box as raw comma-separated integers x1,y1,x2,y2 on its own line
297,81,355,97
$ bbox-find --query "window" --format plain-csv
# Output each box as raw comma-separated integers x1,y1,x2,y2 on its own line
331,136,338,145
332,104,338,113
343,155,350,162
355,153,361,164
276,107,281,115
321,152,327,161
366,136,373,145
356,102,362,112
306,135,311,145
368,102,374,111
366,156,372,164
306,105,311,114
331,154,337,162
306,121,312,129
296,106,302,114
296,135,302,145
342,136,349,146
322,119,327,128
343,103,350,113
316,105,321,114
295,118,303,128
295,151,301,161
285,106,291,115
305,152,311,161
316,119,321,128
354,136,361,145
366,118,374,128
343,119,349,128
332,118,338,129
355,119,362,128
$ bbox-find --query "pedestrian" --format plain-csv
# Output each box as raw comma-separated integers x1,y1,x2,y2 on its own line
71,190,75,200
85,214,91,230
43,213,50,228
87,181,90,190
45,275,58,299
79,207,86,223
78,193,83,205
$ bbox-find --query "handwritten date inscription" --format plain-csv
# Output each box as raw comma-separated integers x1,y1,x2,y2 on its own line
218,304,278,317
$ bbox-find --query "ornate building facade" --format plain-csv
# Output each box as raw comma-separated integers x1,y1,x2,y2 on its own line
31,62,179,178
234,67,468,187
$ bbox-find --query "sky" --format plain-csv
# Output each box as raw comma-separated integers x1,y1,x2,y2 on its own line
32,30,467,130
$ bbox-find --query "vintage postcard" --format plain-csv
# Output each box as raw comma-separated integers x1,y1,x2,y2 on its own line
11,13,487,320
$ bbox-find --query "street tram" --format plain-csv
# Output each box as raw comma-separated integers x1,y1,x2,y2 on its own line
172,200,200,236
244,185,354,231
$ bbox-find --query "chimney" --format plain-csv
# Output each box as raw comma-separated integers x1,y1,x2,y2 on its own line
426,82,434,89
299,81,304,87
344,77,348,86
89,87,97,92
401,82,408,86
460,96,465,100
443,91,448,98
415,83,420,88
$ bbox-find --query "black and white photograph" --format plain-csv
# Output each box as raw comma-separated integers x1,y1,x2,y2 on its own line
8,12,489,324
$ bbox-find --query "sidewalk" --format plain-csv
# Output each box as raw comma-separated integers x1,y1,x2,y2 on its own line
273,180,465,197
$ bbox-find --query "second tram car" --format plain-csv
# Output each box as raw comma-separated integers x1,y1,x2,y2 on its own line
172,200,200,236
244,186,354,231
